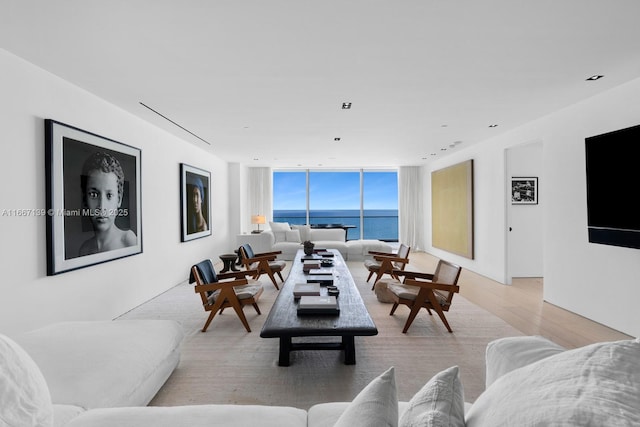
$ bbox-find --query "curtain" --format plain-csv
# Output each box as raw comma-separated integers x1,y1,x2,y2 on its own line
398,166,425,250
248,167,272,221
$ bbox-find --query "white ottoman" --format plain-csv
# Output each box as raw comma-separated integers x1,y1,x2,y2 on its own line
345,240,393,261
373,278,398,303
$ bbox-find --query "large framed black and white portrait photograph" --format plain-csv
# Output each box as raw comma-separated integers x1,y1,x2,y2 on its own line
511,177,538,205
180,163,211,242
45,119,142,275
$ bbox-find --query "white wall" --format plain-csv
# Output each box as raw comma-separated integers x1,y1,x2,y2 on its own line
0,50,233,335
425,77,640,338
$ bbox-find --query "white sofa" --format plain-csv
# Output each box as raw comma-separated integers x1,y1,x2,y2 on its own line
250,223,392,261
2,320,184,427
4,326,640,426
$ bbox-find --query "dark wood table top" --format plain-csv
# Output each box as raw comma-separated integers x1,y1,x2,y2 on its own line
260,249,378,338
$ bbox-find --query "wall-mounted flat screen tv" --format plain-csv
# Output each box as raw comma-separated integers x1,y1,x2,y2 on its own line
585,123,640,250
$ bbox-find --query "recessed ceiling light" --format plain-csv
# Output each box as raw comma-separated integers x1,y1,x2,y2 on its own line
334,137,341,141
489,124,498,128
341,102,352,109
586,74,604,81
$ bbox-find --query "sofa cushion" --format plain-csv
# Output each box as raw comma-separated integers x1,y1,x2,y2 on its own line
285,229,302,242
465,338,640,426
53,404,85,427
484,335,566,387
0,333,54,427
291,224,311,241
65,404,308,427
399,366,465,427
308,402,411,427
269,221,291,243
15,320,184,409
309,228,345,241
333,366,398,427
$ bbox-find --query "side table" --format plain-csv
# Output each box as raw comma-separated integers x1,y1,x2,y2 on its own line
219,253,239,273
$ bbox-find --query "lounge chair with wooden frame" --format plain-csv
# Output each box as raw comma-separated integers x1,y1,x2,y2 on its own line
364,243,411,289
190,259,264,332
386,259,462,333
237,244,286,290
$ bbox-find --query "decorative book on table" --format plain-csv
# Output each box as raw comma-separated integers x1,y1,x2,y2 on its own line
297,295,339,315
316,251,334,257
308,268,333,275
301,254,323,262
302,261,321,271
306,275,334,285
293,282,321,297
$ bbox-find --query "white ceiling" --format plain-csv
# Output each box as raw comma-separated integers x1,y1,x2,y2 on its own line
3,1,640,168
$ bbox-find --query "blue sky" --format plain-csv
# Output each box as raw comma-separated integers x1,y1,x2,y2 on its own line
273,171,398,210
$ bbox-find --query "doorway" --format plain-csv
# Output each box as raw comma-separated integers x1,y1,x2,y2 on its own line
506,141,543,284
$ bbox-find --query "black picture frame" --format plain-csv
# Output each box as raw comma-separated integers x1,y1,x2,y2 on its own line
511,177,538,205
45,119,143,275
180,163,211,242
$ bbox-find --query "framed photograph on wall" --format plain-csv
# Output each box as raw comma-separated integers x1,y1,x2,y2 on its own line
511,177,538,205
45,119,142,275
180,163,211,242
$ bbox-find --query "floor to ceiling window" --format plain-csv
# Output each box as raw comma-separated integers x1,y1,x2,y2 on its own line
273,170,398,241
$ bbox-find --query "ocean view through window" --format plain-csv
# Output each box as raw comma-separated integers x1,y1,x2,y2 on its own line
273,170,398,241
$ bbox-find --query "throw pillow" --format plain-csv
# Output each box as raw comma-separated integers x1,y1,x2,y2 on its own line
399,366,465,427
484,335,566,387
269,222,291,243
334,366,398,427
465,338,640,426
291,224,311,241
285,229,301,243
0,333,54,427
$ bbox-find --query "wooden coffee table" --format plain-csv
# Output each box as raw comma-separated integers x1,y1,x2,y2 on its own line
260,249,377,366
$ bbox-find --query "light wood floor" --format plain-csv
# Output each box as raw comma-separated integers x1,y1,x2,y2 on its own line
409,251,633,349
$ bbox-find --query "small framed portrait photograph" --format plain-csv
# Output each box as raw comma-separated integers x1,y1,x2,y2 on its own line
511,177,538,205
180,163,211,242
45,119,142,275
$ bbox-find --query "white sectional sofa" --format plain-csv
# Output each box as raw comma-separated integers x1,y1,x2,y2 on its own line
4,324,640,426
244,222,392,261
3,320,184,427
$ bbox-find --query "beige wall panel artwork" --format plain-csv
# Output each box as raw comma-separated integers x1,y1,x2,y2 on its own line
431,159,474,259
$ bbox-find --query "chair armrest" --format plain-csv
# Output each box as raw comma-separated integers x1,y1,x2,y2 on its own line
373,254,409,264
393,270,434,281
244,254,278,263
194,277,249,294
217,269,259,280
254,250,282,257
405,278,459,293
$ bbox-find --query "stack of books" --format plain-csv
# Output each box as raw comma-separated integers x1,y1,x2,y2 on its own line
297,295,339,315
